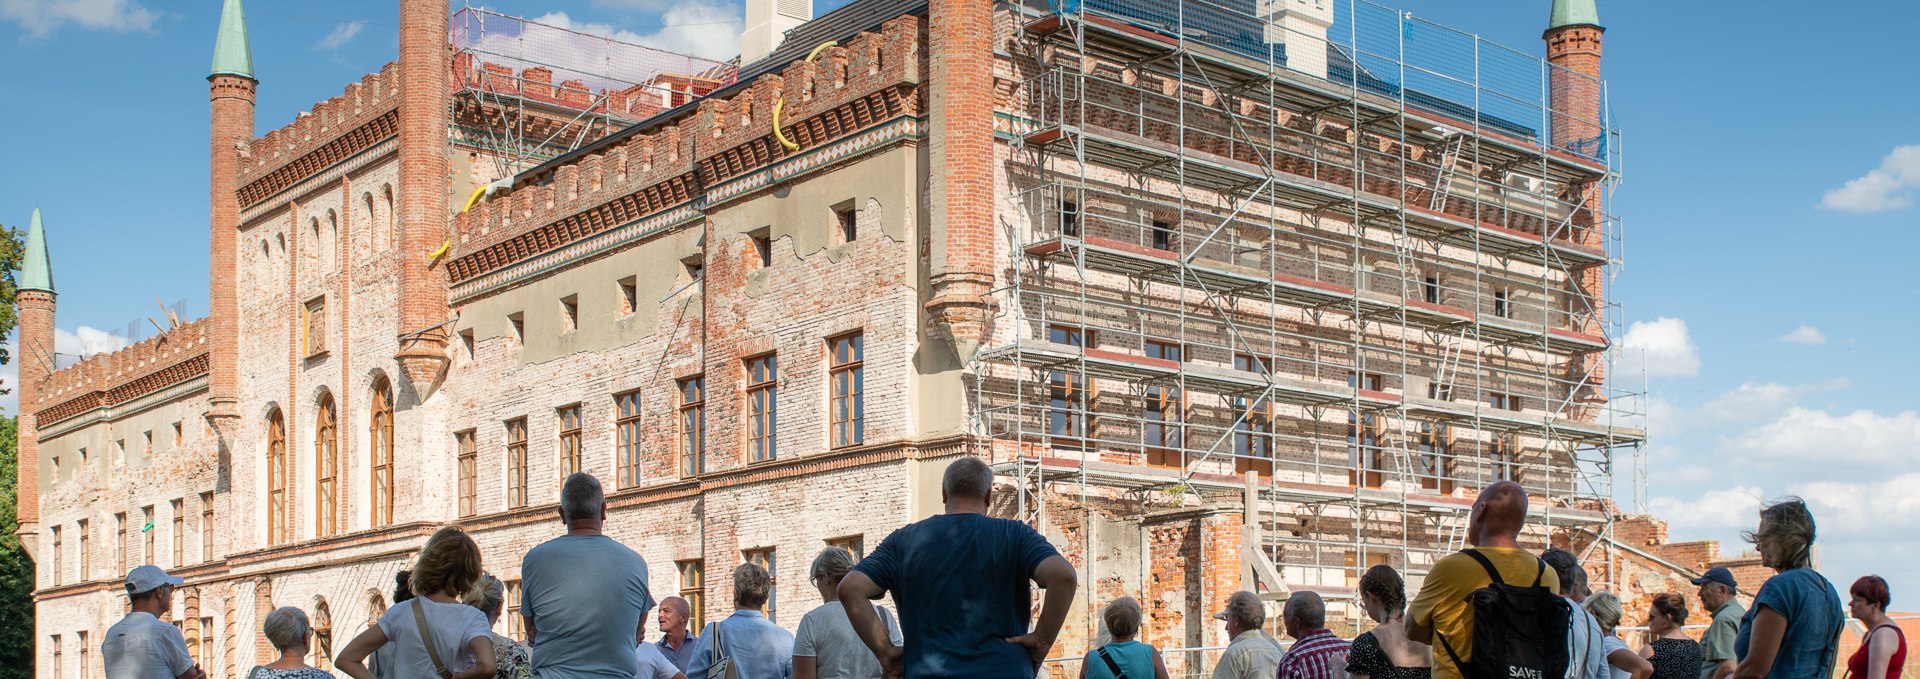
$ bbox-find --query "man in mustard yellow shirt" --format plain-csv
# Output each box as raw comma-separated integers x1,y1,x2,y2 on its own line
1406,481,1560,679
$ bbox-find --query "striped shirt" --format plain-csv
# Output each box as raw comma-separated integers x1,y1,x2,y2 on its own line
1278,629,1352,679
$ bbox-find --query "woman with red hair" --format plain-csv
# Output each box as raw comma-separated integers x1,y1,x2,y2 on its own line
1846,575,1906,679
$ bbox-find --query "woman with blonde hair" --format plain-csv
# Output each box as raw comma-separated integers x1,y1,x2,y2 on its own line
1731,498,1845,679
464,574,531,679
1077,597,1169,679
1584,592,1652,679
793,547,900,679
336,527,496,679
247,607,335,678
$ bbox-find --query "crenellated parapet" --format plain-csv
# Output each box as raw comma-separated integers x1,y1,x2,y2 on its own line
234,62,403,208
34,319,213,427
443,15,925,289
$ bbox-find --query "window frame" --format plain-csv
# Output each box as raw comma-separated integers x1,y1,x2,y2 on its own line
1046,325,1096,446
678,560,705,632
558,405,584,477
371,379,396,527
315,395,339,537
456,430,478,518
1347,372,1386,489
1142,339,1185,453
679,376,706,477
615,391,643,488
171,499,184,568
829,334,865,449
506,417,529,509
1231,354,1276,471
744,548,777,622
200,492,214,563
745,355,779,463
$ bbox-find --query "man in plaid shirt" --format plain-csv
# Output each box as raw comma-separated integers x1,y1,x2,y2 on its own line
1277,591,1351,679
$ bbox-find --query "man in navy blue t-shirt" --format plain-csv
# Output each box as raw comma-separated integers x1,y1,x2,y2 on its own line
840,457,1078,678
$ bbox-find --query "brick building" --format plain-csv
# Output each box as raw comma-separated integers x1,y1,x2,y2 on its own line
18,0,1680,675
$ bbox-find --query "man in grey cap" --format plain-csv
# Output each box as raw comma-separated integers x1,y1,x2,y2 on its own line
103,565,206,679
1693,567,1745,679
1211,590,1282,679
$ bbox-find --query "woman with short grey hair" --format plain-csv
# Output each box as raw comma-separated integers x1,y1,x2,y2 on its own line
248,606,337,678
463,574,531,679
1078,596,1170,679
793,547,901,679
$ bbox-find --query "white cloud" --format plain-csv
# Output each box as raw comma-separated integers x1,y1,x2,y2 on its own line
1819,145,1920,213
0,325,132,415
1795,473,1920,536
1646,485,1765,539
1616,317,1700,379
466,7,741,91
1720,407,1920,471
591,0,675,12
315,20,367,50
0,0,157,39
1778,325,1827,346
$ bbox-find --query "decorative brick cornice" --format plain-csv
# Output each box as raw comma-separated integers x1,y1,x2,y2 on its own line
238,108,399,208
446,173,699,284
35,319,212,426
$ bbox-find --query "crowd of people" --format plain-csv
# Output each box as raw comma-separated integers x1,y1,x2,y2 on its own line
97,464,1904,679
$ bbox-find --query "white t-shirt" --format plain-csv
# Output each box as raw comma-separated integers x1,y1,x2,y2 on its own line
633,642,682,679
792,602,902,679
1601,635,1631,679
376,597,492,677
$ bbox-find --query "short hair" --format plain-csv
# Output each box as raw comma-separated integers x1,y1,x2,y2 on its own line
1852,575,1892,610
263,607,311,651
1542,548,1580,597
942,457,994,501
1583,591,1624,631
660,596,690,618
410,527,483,599
733,562,773,609
463,573,506,618
809,547,857,584
1284,591,1327,630
1102,597,1144,639
1744,497,1817,569
126,583,165,603
1223,590,1265,630
393,570,415,605
1358,564,1406,613
1650,592,1689,626
559,473,606,523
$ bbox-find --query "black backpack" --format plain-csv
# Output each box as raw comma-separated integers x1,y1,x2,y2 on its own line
1435,549,1571,679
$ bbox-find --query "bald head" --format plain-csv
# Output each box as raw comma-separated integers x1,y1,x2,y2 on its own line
1470,481,1529,547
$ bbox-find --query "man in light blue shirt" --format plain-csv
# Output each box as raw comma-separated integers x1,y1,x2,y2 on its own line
103,565,206,679
687,562,793,679
1543,549,1608,679
522,473,656,678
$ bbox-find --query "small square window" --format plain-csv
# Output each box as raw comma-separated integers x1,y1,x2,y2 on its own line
172,422,183,448
1423,276,1441,304
460,329,476,358
834,203,857,243
560,295,579,333
683,256,704,280
508,312,526,344
1061,200,1080,237
750,230,773,268
618,277,638,315
1494,289,1510,318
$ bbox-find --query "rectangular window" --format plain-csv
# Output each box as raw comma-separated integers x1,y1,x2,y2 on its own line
1046,326,1094,444
1143,340,1184,452
1488,392,1523,412
751,233,773,268
508,312,525,345
200,492,214,563
77,520,89,581
745,355,778,462
142,506,155,565
1491,433,1519,482
173,422,184,448
1348,372,1385,489
618,277,638,316
506,580,523,639
829,334,864,449
171,499,184,568
835,204,857,243
683,257,704,281
616,392,643,488
457,431,477,518
303,296,328,356
51,635,61,679
744,548,777,621
558,405,583,476
144,431,153,458
679,377,706,477
1417,422,1454,494
828,535,864,560
197,617,213,669
1423,275,1441,305
1060,200,1080,237
1494,289,1510,319
115,512,127,573
1150,219,1173,251
50,525,61,586
678,560,705,633
78,632,89,679
506,418,529,509
560,295,579,333
1232,354,1275,468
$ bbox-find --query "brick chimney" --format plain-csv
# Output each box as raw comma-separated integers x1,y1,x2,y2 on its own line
13,208,55,555
923,0,997,360
741,0,811,64
1545,0,1608,398
207,0,254,431
394,0,453,395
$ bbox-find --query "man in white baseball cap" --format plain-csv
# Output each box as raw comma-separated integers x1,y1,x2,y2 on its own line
102,565,205,679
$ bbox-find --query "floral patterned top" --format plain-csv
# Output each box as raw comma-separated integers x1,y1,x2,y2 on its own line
490,633,532,679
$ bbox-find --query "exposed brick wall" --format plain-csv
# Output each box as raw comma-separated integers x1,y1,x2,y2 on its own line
924,0,996,350
16,288,53,535
209,73,255,429
394,0,452,391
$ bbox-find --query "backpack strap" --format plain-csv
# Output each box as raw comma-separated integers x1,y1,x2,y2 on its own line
1459,548,1505,586
411,598,454,679
1096,646,1129,679
1436,631,1468,674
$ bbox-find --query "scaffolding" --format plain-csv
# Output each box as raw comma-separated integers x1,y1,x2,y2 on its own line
449,6,739,178
971,0,1644,642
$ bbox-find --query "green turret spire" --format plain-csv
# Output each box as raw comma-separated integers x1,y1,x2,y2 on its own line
1548,0,1600,29
210,0,254,80
21,208,54,294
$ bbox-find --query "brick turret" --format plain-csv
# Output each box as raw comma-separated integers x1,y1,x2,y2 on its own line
393,0,453,394
14,208,55,553
1546,0,1608,399
923,0,997,360
207,0,255,430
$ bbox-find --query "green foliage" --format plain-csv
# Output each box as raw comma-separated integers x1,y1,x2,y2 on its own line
0,223,22,386
0,415,32,679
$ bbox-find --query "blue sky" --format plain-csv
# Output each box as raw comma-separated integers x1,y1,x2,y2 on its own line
2,1,1917,604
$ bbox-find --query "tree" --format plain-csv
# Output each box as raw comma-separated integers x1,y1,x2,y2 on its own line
0,222,32,677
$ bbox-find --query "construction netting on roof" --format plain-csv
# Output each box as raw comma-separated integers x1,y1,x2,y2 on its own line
451,6,739,118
